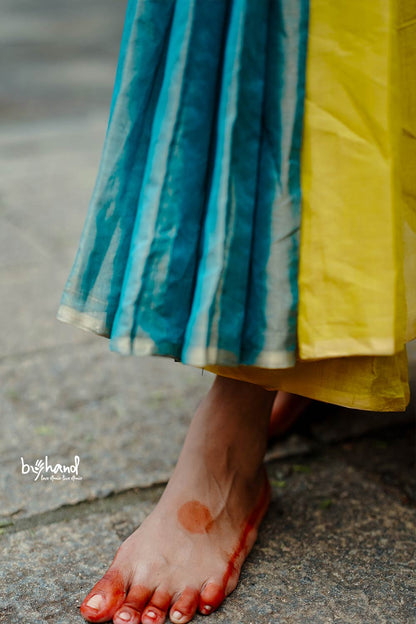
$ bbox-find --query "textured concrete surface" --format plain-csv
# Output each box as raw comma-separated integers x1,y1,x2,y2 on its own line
2,428,415,624
0,341,213,517
1,0,125,123
1,2,415,624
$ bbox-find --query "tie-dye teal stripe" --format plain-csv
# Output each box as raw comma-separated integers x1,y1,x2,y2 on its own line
57,0,310,369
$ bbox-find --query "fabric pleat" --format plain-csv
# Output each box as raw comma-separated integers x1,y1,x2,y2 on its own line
57,0,415,412
205,0,416,412
58,0,177,334
57,0,310,368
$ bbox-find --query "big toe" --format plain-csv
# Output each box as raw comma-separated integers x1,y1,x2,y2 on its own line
80,568,126,622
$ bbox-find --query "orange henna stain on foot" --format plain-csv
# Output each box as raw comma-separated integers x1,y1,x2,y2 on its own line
177,500,214,534
222,475,271,591
198,475,271,615
80,568,125,622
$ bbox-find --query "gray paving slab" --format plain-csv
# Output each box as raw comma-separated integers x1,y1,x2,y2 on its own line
1,430,414,624
0,341,213,518
0,263,88,357
0,217,49,269
0,0,126,358
0,118,112,357
0,499,154,624
0,117,108,268
1,0,127,123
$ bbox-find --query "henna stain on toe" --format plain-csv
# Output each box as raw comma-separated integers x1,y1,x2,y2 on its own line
80,568,125,621
177,500,214,534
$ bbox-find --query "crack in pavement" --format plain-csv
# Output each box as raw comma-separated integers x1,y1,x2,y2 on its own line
0,481,166,536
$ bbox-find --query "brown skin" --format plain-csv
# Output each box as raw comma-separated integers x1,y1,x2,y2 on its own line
269,391,311,439
80,379,307,624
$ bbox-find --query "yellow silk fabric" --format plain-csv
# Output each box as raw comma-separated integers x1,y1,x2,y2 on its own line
299,0,415,359
203,0,416,411
204,351,409,412
399,0,416,342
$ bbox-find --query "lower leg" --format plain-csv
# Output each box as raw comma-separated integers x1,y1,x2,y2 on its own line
80,375,275,624
269,391,312,439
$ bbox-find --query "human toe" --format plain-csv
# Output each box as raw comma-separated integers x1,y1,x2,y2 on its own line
113,606,141,624
198,582,226,615
113,584,153,624
169,587,199,623
80,569,126,623
141,588,171,624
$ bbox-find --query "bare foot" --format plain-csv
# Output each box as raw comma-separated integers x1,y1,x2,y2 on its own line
80,376,275,624
268,391,311,439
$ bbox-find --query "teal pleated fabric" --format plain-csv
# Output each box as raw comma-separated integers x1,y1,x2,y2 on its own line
57,0,309,368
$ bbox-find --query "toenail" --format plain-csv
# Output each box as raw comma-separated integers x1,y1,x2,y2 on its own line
117,612,132,622
202,605,212,613
171,610,185,622
145,610,157,620
86,594,104,610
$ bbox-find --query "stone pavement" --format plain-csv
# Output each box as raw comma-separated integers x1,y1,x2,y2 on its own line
1,2,415,623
